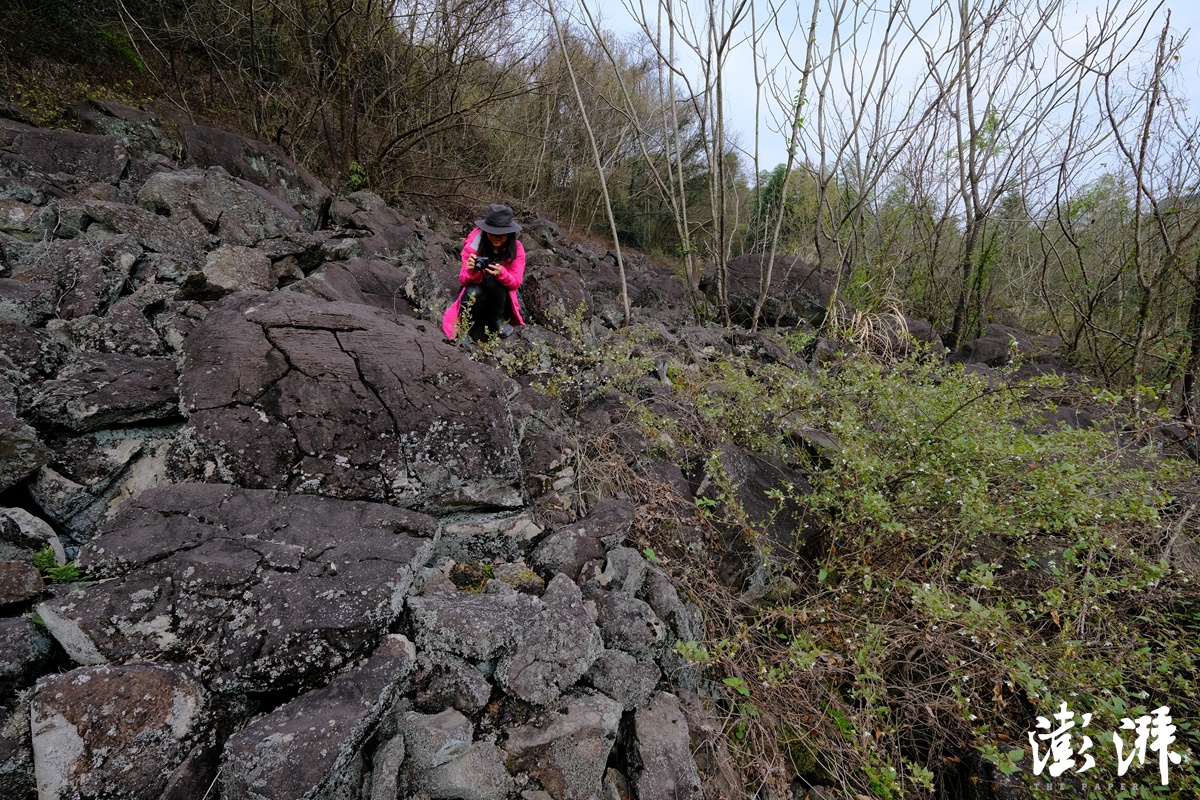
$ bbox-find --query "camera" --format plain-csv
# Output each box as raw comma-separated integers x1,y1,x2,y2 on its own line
474,256,490,271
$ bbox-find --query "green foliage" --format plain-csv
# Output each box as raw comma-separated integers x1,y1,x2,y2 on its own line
468,304,1199,798
346,161,369,192
614,338,1198,798
32,545,82,584
98,27,146,72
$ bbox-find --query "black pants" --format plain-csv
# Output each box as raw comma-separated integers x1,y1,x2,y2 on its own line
461,274,509,339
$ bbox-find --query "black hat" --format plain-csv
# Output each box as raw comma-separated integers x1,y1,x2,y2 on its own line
475,203,522,235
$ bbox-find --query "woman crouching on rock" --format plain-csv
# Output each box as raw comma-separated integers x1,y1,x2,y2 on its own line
441,203,526,341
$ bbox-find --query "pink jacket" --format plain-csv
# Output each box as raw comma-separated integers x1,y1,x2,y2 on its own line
441,228,526,338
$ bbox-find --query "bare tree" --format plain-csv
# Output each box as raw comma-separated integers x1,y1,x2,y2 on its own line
546,0,632,326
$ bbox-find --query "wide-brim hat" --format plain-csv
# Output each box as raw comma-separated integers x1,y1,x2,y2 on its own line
475,203,522,235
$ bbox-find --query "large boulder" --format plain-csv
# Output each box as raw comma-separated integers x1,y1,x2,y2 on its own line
0,277,54,326
713,254,835,328
0,617,54,697
220,635,416,800
631,692,703,800
697,442,816,591
529,499,636,581
25,427,178,550
0,397,49,492
81,199,206,273
174,290,522,511
70,99,182,161
183,125,331,230
28,353,180,433
408,574,605,707
397,709,513,800
137,167,305,247
328,191,416,257
13,234,141,320
290,257,416,316
37,483,437,692
503,690,624,800
0,120,129,190
30,663,211,800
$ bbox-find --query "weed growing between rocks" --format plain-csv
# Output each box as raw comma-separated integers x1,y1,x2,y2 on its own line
31,544,80,584
487,322,1200,799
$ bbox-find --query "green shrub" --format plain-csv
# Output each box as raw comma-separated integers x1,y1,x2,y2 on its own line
32,544,82,584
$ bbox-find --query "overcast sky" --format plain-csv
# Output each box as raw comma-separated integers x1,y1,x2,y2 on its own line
593,0,1200,176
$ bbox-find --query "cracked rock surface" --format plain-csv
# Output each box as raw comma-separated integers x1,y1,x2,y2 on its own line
38,483,436,691
175,290,522,511
0,107,719,800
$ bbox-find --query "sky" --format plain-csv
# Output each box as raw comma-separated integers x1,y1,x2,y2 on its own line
589,0,1200,176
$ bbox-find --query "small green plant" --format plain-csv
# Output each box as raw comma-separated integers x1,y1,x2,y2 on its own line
346,160,369,192
32,544,82,584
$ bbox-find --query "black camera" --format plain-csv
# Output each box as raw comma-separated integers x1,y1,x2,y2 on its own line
474,256,490,271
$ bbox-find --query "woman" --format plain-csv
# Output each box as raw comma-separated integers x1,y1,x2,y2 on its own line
441,203,526,340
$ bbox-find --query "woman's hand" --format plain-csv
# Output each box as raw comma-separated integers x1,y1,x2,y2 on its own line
484,262,502,277
467,254,478,271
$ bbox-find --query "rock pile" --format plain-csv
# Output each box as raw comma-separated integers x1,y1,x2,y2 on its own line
0,96,1092,800
0,100,714,800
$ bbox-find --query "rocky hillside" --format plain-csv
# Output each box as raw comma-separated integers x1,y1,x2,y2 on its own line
0,98,720,800
1,100,1196,800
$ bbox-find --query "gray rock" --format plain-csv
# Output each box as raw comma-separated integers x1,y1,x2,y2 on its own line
584,649,660,711
640,567,703,644
495,574,604,706
0,277,54,326
589,588,666,660
38,483,436,691
174,291,522,511
400,708,473,769
530,499,636,581
631,692,702,800
25,428,176,550
71,99,181,161
697,443,814,592
412,652,493,714
436,511,544,562
368,735,406,800
0,562,43,607
0,705,35,800
331,196,415,258
82,199,205,270
220,635,416,800
62,304,166,356
30,663,210,800
0,199,37,237
715,254,834,328
0,322,68,402
0,120,129,189
639,567,704,689
521,264,592,330
182,125,331,230
588,546,647,595
203,244,276,294
137,168,304,247
0,506,64,564
407,582,537,662
603,768,632,800
290,258,415,316
0,398,49,492
0,617,53,697
29,353,179,433
420,742,513,800
15,234,142,320
503,690,623,800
